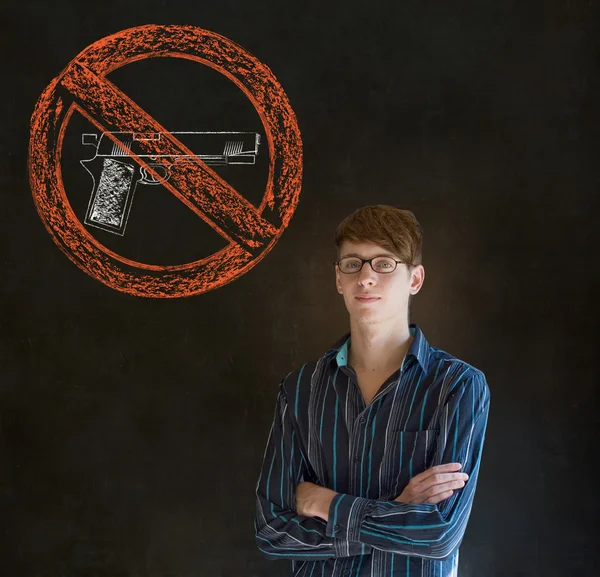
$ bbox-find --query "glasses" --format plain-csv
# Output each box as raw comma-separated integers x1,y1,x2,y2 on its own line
334,256,409,274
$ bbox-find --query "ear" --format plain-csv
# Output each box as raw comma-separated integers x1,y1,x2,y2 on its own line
409,265,425,295
335,265,343,294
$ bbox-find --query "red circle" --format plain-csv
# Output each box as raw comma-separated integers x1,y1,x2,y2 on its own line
28,24,302,298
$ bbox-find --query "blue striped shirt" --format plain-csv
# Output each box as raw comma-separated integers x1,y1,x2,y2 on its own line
254,323,490,576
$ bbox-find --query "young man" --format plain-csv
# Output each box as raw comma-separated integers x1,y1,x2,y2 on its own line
254,205,490,576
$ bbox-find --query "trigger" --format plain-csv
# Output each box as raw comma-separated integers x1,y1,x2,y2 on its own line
140,166,154,182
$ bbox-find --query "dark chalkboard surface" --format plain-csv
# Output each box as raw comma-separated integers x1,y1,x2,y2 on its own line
1,1,598,575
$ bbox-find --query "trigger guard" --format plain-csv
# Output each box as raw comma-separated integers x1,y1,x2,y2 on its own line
141,165,169,185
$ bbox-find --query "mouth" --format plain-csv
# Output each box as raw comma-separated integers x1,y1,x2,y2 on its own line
355,295,381,303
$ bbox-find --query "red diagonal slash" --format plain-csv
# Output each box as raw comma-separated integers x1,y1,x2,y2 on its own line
60,60,277,252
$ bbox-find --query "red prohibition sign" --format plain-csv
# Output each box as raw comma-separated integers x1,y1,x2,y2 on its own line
28,24,302,298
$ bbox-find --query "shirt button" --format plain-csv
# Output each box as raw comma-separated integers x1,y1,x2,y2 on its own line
334,524,341,532
354,457,360,463
359,417,366,424
343,569,351,576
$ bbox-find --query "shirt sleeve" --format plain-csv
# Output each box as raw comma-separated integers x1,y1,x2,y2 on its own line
324,370,491,560
254,380,373,561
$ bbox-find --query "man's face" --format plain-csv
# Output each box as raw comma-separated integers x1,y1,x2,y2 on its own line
335,240,425,325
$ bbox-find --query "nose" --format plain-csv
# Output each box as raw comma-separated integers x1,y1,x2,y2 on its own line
357,262,377,286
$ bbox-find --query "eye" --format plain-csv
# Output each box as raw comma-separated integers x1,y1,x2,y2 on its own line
340,258,362,272
373,258,395,271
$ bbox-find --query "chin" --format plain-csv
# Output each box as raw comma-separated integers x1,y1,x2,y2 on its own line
352,310,382,323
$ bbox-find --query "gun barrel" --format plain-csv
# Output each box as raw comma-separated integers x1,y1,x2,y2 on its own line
92,131,260,165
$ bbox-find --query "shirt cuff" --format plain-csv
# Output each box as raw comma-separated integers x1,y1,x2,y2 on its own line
326,493,372,542
332,537,371,557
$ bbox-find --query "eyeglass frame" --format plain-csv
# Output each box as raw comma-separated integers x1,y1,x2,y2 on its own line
333,255,412,274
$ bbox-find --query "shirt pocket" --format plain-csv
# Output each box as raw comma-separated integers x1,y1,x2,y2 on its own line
379,428,438,500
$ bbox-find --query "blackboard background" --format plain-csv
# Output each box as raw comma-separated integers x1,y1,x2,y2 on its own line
1,1,598,576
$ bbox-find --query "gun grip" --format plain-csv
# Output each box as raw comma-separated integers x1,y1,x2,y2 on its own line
84,158,138,236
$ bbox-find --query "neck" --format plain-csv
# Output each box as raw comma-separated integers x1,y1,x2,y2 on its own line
347,317,413,373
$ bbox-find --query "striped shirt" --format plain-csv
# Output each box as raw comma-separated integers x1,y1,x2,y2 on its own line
254,323,491,576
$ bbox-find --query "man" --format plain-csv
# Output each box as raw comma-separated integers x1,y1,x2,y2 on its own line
254,205,491,576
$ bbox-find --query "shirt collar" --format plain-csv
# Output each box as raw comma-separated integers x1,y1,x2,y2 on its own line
328,323,431,374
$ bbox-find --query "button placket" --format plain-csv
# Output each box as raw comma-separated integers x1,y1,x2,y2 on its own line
349,417,364,494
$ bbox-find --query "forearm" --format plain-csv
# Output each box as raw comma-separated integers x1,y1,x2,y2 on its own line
255,493,373,560
324,471,479,559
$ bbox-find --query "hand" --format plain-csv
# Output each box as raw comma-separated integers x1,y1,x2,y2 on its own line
295,481,338,521
394,462,469,505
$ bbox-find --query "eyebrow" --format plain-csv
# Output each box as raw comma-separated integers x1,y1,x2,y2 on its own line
340,252,398,259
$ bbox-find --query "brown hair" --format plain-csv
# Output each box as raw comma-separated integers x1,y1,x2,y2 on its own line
334,205,423,266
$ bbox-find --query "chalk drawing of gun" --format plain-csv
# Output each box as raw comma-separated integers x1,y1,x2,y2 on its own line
80,131,261,236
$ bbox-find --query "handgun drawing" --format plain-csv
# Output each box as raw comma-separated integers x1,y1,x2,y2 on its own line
80,131,261,236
